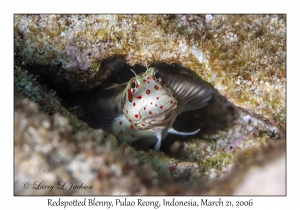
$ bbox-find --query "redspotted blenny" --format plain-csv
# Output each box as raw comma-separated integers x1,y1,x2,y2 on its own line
91,67,212,151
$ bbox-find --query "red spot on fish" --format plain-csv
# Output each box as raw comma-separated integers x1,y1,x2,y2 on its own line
133,102,136,106
143,79,146,82
136,83,139,88
149,111,153,115
130,125,134,129
146,90,151,94
156,97,159,100
147,77,150,79
135,114,139,118
170,100,173,104
129,119,132,122
119,121,122,125
127,88,132,102
160,106,163,109
136,95,142,99
131,133,135,137
147,81,150,84
126,110,128,113
144,107,146,110
154,85,159,90
132,89,136,93
155,104,157,106
150,102,152,105
169,166,176,172
142,123,145,126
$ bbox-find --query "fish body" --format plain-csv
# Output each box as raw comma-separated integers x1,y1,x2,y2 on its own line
96,67,212,151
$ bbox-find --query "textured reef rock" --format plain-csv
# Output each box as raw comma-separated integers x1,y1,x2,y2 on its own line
14,14,286,195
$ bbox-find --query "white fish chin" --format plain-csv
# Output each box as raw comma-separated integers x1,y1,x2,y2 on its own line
142,103,177,125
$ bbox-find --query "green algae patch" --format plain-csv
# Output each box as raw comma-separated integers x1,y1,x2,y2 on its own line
199,151,233,172
101,134,119,149
121,145,178,184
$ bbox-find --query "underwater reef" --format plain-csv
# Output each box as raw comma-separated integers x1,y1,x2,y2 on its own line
14,14,286,195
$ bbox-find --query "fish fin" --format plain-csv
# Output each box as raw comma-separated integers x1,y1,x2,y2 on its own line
84,87,125,129
153,132,162,151
105,90,125,113
90,87,125,114
168,127,200,135
86,111,121,130
160,72,212,114
104,82,128,90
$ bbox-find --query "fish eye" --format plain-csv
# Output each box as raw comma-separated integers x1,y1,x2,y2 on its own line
131,81,136,89
153,68,162,82
130,79,139,94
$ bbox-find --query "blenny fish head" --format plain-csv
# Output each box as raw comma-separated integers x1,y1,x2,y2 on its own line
123,67,178,130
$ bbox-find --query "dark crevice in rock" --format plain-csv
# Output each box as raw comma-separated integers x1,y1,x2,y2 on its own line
15,54,284,164
15,55,246,154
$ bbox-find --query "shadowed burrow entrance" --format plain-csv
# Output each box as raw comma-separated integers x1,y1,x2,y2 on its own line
20,55,281,156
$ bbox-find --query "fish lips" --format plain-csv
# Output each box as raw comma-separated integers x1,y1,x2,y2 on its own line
138,102,178,129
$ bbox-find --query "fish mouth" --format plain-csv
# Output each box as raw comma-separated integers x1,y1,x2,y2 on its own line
143,103,177,124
